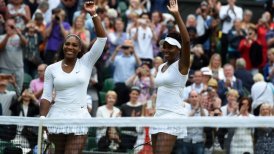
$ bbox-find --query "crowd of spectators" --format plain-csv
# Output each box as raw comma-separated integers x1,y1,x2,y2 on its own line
0,0,274,153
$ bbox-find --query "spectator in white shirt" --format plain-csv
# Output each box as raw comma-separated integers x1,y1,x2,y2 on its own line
219,0,243,63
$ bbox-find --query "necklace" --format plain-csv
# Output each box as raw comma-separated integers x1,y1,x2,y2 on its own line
63,63,68,67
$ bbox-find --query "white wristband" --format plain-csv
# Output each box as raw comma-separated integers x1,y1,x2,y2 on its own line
91,14,98,18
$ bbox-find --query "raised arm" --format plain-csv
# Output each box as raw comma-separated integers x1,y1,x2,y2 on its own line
168,0,190,75
84,1,106,38
40,66,53,117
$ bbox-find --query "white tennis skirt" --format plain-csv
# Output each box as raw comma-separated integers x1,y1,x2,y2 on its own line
46,106,91,135
150,109,187,139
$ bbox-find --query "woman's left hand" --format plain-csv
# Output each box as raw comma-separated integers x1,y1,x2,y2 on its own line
84,1,96,15
167,0,179,14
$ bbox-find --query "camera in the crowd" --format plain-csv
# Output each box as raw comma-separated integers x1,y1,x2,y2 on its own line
223,15,231,22
121,46,130,50
52,8,61,21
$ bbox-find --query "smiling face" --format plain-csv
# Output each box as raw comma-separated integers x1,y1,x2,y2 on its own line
21,89,32,102
63,36,81,59
211,54,221,69
224,64,234,78
106,93,117,106
129,90,140,103
162,42,180,62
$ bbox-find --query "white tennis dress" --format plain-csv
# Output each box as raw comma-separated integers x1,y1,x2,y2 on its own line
41,37,107,135
150,60,189,138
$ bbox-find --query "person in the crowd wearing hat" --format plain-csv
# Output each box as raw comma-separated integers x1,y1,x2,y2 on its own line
201,67,213,90
150,0,191,153
111,39,142,106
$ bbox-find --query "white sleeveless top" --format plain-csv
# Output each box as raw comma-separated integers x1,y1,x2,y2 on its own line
154,60,188,114
7,4,27,30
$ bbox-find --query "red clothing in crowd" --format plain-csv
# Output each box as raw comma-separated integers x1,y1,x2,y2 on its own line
257,24,273,67
238,39,263,70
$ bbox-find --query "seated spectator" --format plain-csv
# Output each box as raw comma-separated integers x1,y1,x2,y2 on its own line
230,97,254,154
9,88,39,152
251,73,274,116
201,67,213,90
211,96,222,109
217,64,243,105
98,127,122,152
126,63,154,104
254,103,274,154
175,90,208,154
96,91,121,143
208,77,218,91
182,70,205,101
203,53,224,81
29,64,47,101
119,86,144,152
221,89,239,116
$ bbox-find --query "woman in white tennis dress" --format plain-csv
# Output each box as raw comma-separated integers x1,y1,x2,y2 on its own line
150,0,191,153
40,1,107,153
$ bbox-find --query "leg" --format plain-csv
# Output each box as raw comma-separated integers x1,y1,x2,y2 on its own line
174,139,185,154
193,142,204,154
49,134,66,154
153,132,177,154
64,134,87,154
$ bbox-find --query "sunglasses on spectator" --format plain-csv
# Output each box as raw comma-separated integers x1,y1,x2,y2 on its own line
121,46,130,50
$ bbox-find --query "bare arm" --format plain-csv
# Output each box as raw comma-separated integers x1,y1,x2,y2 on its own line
59,22,69,38
0,35,9,51
15,28,28,45
45,22,54,38
132,49,142,66
40,99,51,116
110,46,121,62
168,0,190,75
85,1,107,38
